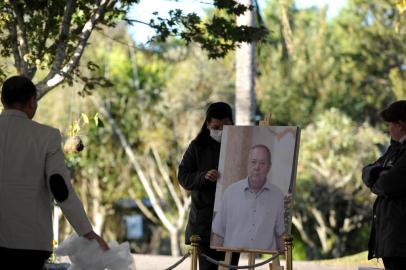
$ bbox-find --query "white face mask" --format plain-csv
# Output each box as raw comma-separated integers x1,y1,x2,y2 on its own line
210,129,223,143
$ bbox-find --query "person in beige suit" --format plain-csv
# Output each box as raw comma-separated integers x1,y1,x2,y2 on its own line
0,76,109,269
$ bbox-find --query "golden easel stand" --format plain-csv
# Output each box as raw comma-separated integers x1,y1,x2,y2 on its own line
189,112,294,270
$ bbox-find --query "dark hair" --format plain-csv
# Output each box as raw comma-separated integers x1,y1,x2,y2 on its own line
380,100,406,123
1,75,37,106
194,102,234,144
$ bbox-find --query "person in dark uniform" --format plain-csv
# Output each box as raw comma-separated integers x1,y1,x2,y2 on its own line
362,100,406,270
178,102,239,270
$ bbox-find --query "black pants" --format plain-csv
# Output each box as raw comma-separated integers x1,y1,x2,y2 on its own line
199,245,240,270
383,256,406,270
0,247,51,270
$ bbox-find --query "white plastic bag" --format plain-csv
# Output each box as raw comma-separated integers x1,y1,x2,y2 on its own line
56,233,135,270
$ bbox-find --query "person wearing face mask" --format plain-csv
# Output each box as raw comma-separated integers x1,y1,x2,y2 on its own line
362,100,406,270
178,102,239,270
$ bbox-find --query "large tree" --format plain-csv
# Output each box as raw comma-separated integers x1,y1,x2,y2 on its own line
0,0,267,99
0,0,269,255
36,25,195,255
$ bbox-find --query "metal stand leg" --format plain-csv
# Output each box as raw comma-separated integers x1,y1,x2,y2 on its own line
190,235,201,270
284,235,293,270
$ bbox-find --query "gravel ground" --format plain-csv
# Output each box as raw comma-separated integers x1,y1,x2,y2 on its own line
132,254,384,270
56,253,383,270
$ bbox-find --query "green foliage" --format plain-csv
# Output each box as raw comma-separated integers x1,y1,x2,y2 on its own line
291,226,308,260
0,0,268,96
67,113,102,137
0,0,139,77
257,0,406,126
147,6,268,58
79,24,176,201
214,0,251,15
253,1,405,257
257,4,336,125
294,108,386,258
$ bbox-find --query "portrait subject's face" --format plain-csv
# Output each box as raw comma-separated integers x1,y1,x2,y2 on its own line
247,147,271,191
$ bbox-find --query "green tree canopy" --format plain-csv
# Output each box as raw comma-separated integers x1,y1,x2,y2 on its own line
257,0,406,126
0,0,267,99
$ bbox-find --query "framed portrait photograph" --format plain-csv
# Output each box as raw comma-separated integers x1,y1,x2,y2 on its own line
210,126,301,253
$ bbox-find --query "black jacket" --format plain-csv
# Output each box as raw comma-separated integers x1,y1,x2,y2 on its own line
178,136,220,245
362,139,406,259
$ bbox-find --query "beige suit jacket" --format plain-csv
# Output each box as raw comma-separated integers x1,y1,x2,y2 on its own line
0,110,92,251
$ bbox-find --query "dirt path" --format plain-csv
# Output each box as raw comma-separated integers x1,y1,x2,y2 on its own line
132,254,383,270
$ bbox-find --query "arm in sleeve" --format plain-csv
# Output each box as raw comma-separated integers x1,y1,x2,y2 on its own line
275,199,285,237
211,203,225,247
371,152,406,197
211,193,227,238
177,142,206,191
45,129,93,236
362,163,385,188
362,149,389,190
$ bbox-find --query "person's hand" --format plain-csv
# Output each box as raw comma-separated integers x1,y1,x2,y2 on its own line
204,169,219,182
83,231,110,251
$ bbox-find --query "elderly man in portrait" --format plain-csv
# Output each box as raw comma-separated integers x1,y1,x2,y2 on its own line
211,144,285,252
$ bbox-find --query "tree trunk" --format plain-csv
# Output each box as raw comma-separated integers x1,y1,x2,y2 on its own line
90,176,105,235
235,0,257,125
93,96,189,255
169,228,182,256
279,0,294,58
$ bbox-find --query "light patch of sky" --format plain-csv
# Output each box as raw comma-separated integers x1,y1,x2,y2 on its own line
294,0,347,18
128,0,347,45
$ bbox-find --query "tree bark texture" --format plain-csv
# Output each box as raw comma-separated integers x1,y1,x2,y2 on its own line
236,0,257,125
